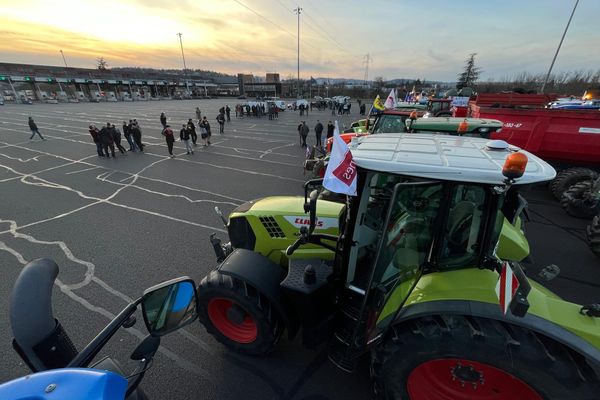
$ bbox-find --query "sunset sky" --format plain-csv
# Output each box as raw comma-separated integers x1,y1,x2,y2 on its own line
0,0,597,81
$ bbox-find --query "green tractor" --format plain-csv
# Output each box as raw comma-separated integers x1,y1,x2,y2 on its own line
200,134,600,399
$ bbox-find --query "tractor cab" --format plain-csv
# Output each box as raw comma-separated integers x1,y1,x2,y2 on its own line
292,134,555,366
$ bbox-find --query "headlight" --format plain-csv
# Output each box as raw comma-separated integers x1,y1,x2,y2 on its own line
423,111,432,118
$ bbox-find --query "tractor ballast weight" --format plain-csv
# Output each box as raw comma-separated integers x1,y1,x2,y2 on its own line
199,134,600,399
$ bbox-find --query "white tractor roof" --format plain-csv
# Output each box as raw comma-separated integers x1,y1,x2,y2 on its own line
350,133,556,185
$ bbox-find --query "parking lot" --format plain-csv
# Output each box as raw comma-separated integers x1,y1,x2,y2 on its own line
0,99,598,399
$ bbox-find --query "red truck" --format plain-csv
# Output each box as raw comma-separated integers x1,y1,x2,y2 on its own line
469,93,600,197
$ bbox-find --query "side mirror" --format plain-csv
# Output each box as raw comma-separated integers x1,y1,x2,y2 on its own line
141,277,198,337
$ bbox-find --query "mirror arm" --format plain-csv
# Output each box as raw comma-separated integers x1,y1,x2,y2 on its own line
67,298,142,368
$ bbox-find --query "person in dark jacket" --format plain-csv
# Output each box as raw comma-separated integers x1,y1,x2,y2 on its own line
123,121,135,151
160,112,167,128
110,123,127,154
216,112,225,134
187,119,197,146
99,122,116,158
180,124,193,154
28,117,46,141
131,122,143,152
299,121,309,148
89,125,104,157
326,121,335,140
314,120,324,148
225,105,231,122
199,116,210,146
161,125,176,157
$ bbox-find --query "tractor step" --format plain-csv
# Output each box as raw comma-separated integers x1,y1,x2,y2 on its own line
327,337,362,373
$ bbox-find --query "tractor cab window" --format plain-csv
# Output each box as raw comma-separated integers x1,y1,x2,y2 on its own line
346,173,442,293
372,115,407,134
437,184,487,268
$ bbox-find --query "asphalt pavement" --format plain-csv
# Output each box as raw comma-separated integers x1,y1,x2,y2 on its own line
0,99,597,399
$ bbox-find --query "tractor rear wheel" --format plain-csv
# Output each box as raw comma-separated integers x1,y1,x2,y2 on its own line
197,270,283,355
561,181,600,219
371,315,600,399
587,215,600,257
550,168,597,200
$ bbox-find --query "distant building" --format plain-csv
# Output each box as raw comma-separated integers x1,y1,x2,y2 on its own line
237,73,254,95
266,73,280,83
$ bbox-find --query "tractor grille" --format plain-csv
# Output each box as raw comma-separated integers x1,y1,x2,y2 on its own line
259,216,285,238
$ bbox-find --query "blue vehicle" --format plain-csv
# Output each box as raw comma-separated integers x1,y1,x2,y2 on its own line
1,259,199,400
550,100,600,110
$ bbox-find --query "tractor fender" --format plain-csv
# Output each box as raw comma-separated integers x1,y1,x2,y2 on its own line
216,248,299,338
390,300,600,365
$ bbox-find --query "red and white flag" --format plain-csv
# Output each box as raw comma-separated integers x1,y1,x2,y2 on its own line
495,262,520,315
323,121,357,196
384,88,397,109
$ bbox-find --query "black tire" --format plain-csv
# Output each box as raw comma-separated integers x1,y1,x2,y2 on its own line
434,111,452,117
197,270,283,355
550,168,597,200
371,315,600,399
561,181,600,219
587,215,600,257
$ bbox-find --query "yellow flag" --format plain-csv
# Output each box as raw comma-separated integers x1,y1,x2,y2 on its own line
373,95,385,111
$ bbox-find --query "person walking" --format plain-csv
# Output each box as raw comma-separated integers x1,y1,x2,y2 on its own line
89,125,104,157
159,112,167,128
199,116,210,146
28,117,46,141
131,122,144,152
216,112,225,134
187,119,197,146
161,125,176,157
180,124,193,154
314,120,324,148
326,121,335,141
299,121,309,148
195,107,202,122
123,121,135,151
110,123,127,155
225,105,231,122
99,122,116,158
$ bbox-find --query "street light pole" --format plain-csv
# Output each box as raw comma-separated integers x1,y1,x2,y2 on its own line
177,32,190,94
59,49,68,68
294,7,302,99
541,0,579,93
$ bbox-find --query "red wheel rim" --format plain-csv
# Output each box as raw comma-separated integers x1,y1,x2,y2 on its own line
207,298,258,343
407,358,542,400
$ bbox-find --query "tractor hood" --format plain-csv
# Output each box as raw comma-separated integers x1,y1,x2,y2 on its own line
230,196,345,234
412,117,503,132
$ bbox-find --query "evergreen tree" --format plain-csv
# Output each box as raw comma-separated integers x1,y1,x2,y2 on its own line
96,57,109,71
457,53,481,89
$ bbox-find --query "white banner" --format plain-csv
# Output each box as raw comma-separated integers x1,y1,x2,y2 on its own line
323,121,357,196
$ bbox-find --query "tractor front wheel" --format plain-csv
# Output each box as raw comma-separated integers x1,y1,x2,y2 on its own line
371,315,600,399
197,270,283,355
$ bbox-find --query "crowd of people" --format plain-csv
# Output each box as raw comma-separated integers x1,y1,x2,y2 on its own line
234,103,280,120
298,120,335,149
27,100,356,159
